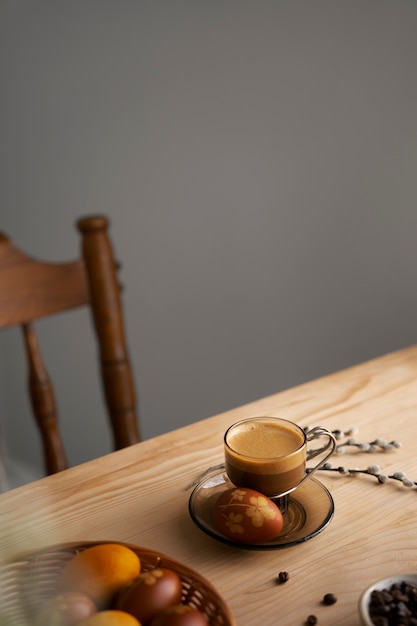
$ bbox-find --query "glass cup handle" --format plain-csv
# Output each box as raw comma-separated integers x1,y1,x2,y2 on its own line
305,426,337,477
271,426,336,503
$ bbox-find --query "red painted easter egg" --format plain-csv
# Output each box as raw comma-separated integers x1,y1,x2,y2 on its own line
213,487,284,544
116,568,182,624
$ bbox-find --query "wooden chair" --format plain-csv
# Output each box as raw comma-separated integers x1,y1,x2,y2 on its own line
0,215,140,475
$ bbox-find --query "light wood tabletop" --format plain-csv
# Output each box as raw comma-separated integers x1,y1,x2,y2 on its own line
1,345,417,625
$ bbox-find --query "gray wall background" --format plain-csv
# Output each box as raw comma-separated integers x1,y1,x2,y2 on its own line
1,0,417,489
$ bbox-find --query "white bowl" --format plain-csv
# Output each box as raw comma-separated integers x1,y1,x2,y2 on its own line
358,574,417,625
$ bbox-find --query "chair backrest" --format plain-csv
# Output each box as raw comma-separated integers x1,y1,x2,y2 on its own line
0,215,140,475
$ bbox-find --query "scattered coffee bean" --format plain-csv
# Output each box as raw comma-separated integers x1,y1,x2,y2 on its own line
322,593,337,605
277,571,289,584
306,615,317,625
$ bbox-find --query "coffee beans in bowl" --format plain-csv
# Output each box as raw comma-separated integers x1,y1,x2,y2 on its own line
358,575,417,625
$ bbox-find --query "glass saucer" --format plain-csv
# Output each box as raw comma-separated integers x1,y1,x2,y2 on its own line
188,470,334,550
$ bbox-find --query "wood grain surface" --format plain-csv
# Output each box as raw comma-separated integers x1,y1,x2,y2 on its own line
1,345,417,625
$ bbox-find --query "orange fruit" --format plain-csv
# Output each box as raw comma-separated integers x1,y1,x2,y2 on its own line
58,544,141,608
78,610,141,625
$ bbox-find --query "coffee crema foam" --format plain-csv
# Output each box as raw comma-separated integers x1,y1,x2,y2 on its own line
228,422,303,458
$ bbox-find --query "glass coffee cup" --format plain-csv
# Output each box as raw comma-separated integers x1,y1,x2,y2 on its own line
224,416,336,510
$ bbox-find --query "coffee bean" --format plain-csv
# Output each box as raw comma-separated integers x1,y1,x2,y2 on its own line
306,616,317,625
368,581,417,625
277,571,289,584
322,593,337,605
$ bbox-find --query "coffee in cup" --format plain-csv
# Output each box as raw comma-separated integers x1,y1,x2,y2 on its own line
224,416,336,499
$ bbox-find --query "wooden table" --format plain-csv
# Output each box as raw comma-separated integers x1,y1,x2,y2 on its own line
1,346,417,625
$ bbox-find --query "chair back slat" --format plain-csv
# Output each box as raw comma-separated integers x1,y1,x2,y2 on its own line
0,234,89,327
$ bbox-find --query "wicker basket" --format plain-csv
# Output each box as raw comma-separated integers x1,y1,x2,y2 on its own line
0,541,236,626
